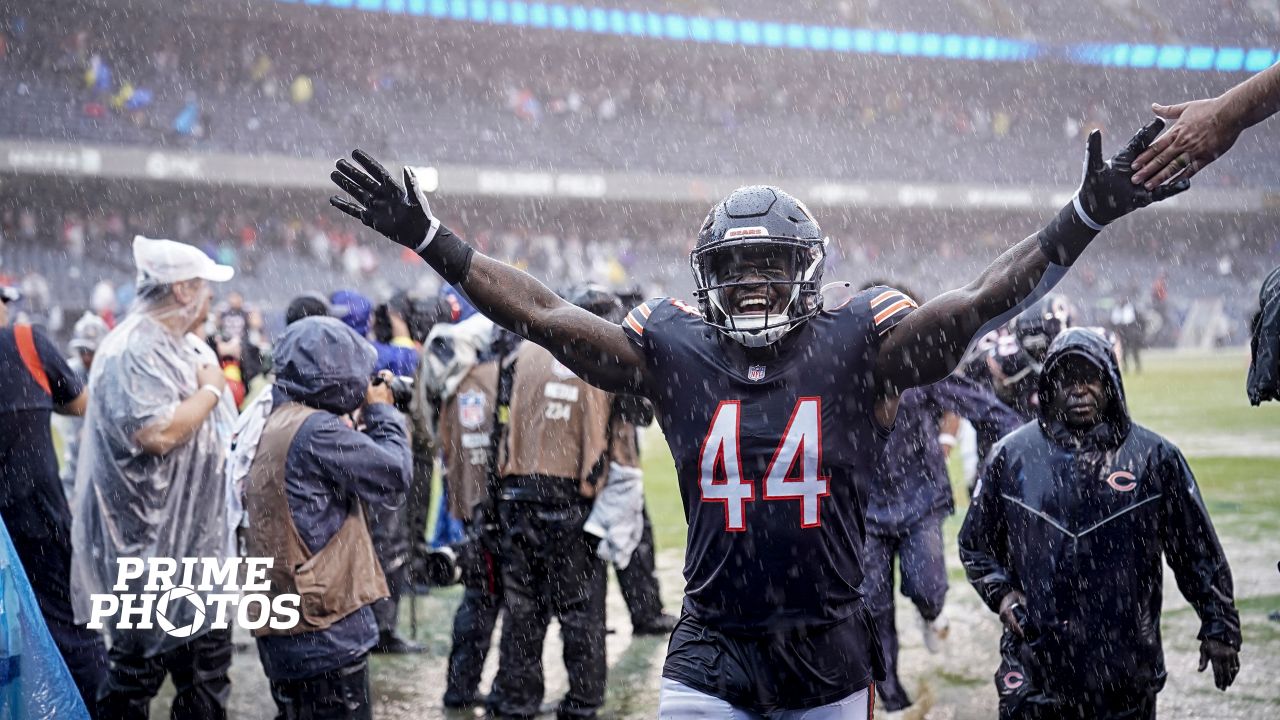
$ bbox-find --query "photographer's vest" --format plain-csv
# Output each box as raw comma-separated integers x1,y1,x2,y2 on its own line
439,361,500,519
243,402,389,637
498,343,613,499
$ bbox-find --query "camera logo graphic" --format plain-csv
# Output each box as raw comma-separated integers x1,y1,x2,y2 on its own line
155,586,207,638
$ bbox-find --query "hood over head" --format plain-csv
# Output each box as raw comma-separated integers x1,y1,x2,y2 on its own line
273,316,376,415
1038,327,1130,445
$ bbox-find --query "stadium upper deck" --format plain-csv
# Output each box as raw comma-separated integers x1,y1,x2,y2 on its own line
1,1,1277,190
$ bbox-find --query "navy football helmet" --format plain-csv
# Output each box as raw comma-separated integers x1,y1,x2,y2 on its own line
690,186,828,348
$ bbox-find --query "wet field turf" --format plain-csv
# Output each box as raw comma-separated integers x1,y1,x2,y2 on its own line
153,348,1277,718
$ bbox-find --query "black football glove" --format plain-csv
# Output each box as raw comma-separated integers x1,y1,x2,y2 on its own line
1074,118,1190,228
329,150,473,283
1040,119,1191,265
1198,637,1240,691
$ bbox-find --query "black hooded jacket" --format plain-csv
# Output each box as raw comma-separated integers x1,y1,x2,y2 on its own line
959,328,1240,699
1247,265,1280,405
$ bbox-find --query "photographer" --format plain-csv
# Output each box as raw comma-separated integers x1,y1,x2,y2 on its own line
243,316,411,719
435,325,504,709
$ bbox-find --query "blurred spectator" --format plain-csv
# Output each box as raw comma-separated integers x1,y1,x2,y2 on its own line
0,294,106,712
55,311,110,499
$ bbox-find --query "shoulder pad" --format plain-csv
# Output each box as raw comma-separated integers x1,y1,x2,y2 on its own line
866,286,918,336
622,297,698,347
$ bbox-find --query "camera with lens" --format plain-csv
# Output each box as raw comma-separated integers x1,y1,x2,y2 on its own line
371,374,415,413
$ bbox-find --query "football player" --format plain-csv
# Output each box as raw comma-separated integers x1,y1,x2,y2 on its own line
330,119,1187,718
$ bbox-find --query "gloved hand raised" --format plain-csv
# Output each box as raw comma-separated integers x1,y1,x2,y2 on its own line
1040,118,1192,266
329,150,474,284
1073,118,1190,229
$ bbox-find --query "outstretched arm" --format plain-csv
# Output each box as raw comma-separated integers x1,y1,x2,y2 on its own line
329,150,646,394
875,119,1188,397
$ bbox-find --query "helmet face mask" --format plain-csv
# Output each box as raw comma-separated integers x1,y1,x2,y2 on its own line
692,236,826,348
690,186,828,349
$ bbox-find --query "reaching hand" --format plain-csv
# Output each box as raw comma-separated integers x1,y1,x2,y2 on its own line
1198,638,1241,691
329,149,437,251
1131,99,1243,189
1073,119,1191,230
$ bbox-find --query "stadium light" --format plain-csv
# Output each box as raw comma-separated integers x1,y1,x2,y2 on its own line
297,0,1276,73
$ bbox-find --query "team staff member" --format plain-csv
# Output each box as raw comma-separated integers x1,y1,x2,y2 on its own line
0,293,107,713
440,350,503,709
243,317,412,720
960,328,1241,719
491,338,613,720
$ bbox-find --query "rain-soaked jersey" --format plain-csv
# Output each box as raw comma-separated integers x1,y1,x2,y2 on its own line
622,287,915,632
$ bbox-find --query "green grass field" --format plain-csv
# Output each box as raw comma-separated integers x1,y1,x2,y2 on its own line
198,349,1278,719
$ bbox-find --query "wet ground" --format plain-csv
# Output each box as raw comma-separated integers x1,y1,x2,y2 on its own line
152,350,1278,718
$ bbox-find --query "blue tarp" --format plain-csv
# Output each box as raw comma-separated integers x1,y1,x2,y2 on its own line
0,518,88,719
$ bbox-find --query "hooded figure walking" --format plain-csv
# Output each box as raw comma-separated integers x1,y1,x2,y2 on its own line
959,328,1241,719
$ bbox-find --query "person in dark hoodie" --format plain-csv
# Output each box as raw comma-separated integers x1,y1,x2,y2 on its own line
959,327,1241,719
1247,265,1280,405
242,316,412,719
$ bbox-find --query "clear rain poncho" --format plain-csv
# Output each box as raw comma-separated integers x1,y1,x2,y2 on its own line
70,278,237,657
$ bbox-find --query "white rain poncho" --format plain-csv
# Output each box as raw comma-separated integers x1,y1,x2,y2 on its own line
70,268,236,657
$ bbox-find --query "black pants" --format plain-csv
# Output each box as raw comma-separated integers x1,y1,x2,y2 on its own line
862,513,949,712
492,498,606,719
615,506,664,628
1,489,108,714
99,628,232,720
444,584,503,706
368,500,409,633
269,658,373,720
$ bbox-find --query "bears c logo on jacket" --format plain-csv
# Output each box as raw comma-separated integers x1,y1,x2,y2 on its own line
1105,470,1137,492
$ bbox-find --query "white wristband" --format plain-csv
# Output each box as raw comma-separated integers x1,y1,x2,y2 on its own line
938,433,958,447
1072,194,1106,231
199,384,223,401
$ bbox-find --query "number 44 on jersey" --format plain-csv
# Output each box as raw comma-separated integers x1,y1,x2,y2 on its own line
698,398,830,532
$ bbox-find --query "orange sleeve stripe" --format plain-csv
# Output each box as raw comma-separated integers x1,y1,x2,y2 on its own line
637,302,653,319
874,299,916,325
624,314,645,335
871,290,901,307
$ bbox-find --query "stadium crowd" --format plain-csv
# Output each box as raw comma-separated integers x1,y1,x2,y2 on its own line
3,5,1279,186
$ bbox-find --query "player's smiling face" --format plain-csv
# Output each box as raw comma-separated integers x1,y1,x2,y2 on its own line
714,244,797,316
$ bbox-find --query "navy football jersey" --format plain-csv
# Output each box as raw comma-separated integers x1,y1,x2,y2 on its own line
623,287,916,632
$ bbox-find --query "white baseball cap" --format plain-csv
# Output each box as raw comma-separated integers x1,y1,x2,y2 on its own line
133,235,235,284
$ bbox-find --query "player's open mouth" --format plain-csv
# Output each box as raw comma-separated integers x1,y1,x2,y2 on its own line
733,293,774,315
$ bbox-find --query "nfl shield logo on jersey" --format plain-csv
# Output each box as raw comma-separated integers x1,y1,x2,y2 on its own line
747,365,766,382
457,390,487,430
